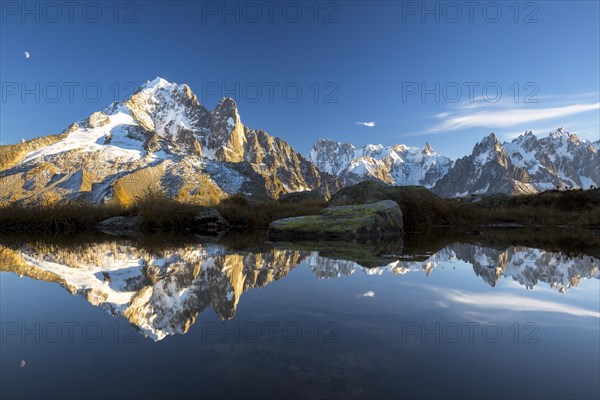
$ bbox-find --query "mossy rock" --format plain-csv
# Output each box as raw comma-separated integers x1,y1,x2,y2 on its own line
268,200,403,240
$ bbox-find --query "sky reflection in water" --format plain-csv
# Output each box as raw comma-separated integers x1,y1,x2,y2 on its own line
1,237,598,399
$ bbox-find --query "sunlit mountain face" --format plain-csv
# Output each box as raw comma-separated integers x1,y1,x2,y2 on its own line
2,236,598,341
2,76,598,207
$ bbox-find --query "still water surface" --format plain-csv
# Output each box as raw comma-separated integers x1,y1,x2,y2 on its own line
1,234,599,399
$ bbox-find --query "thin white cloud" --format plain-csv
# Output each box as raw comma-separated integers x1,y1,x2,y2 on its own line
440,289,599,319
428,102,600,133
357,291,375,298
356,121,376,127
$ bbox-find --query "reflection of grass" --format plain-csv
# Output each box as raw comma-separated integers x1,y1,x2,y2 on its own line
1,226,598,271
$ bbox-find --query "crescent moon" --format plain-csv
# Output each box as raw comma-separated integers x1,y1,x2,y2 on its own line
24,51,30,59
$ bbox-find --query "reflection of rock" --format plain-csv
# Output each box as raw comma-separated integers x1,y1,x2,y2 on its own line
96,216,143,236
276,238,404,269
268,200,403,240
0,245,76,292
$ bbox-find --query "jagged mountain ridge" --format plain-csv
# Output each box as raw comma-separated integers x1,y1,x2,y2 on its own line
308,243,600,293
1,76,598,202
309,129,599,196
308,139,454,188
0,78,339,205
432,129,600,197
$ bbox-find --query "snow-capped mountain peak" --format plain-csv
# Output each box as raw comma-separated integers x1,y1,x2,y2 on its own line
308,139,454,188
0,78,339,205
423,142,434,155
433,129,600,197
140,76,173,90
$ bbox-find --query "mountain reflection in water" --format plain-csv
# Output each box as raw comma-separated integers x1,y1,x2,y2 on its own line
1,235,598,341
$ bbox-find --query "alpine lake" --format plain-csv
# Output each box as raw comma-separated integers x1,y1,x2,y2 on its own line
1,228,599,399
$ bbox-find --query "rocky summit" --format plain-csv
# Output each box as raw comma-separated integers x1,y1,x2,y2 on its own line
0,78,339,206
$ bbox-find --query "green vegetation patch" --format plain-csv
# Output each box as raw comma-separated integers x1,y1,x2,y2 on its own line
268,200,403,239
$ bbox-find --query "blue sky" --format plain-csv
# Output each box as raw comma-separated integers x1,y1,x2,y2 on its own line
1,0,599,158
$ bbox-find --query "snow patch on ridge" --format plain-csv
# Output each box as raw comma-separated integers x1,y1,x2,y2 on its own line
22,112,146,164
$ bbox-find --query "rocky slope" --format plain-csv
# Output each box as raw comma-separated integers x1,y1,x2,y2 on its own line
310,129,599,198
0,78,339,206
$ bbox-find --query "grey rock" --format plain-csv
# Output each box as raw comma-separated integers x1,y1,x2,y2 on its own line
193,207,229,233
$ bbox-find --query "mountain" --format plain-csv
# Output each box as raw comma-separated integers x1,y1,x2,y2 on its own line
432,133,533,197
432,129,600,197
0,77,339,205
1,77,598,203
308,139,454,188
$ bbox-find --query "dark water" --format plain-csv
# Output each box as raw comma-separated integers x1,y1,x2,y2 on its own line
1,234,599,399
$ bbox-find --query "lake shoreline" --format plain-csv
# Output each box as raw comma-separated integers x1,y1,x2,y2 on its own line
1,183,598,236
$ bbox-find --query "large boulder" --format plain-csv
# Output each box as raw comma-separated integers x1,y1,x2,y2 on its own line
328,181,448,231
268,200,403,240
